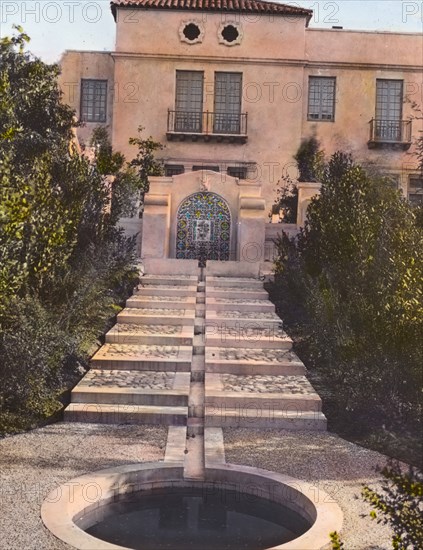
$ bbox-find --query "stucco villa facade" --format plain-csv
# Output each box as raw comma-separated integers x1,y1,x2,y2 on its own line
59,0,423,264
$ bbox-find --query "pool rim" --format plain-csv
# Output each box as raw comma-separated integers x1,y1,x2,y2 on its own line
41,461,343,550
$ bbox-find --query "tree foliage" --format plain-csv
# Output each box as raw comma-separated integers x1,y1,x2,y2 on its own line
273,137,324,223
0,28,162,432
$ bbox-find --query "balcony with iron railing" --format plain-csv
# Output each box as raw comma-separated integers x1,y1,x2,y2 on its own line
368,118,412,150
167,110,248,143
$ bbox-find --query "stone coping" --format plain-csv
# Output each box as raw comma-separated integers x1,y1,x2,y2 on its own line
41,462,343,550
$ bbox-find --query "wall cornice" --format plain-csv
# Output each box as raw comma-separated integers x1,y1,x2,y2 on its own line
111,51,422,72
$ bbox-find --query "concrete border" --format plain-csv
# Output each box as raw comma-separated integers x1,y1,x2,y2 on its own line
42,462,343,550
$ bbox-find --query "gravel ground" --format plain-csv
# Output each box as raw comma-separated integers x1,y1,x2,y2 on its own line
0,422,167,550
224,428,394,550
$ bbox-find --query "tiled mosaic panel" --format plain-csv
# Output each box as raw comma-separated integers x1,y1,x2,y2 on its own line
176,192,230,260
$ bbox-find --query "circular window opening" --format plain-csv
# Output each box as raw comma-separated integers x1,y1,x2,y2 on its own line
221,24,239,43
183,23,201,42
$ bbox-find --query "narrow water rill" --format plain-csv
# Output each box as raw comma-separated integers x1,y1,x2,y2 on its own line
42,262,343,549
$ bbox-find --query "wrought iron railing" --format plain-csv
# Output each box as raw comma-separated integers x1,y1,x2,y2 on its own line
167,110,248,135
369,118,412,144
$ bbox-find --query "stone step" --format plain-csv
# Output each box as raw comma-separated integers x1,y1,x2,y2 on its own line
139,275,198,286
205,310,283,329
206,287,269,300
205,373,322,412
204,325,292,350
206,276,264,289
106,324,194,346
204,407,327,430
135,285,198,297
118,308,196,326
205,347,304,375
70,370,190,406
64,403,188,426
126,296,196,310
206,297,275,313
91,343,192,372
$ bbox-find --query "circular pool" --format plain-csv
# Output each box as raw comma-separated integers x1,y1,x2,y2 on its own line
41,462,343,550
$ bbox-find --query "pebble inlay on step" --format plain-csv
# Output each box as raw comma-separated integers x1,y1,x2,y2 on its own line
221,374,316,395
205,325,292,349
93,343,180,359
123,307,182,316
215,348,296,363
109,324,181,335
214,298,271,305
80,370,176,389
217,310,279,319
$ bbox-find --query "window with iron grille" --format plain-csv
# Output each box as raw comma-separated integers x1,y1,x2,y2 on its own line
81,79,107,123
214,72,242,134
227,166,247,179
408,175,423,206
175,71,204,132
308,77,336,121
165,165,185,177
375,80,403,141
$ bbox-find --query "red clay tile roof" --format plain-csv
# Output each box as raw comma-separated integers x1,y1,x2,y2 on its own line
111,0,313,24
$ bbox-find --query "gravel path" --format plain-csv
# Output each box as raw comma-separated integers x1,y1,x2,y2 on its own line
224,428,393,550
0,422,167,550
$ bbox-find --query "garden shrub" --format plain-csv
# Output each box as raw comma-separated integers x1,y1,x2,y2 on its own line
273,150,423,447
362,461,423,549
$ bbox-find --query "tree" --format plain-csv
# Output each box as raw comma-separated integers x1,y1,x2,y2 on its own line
0,28,149,432
272,137,324,223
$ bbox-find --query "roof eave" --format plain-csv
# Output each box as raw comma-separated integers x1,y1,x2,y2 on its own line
111,4,313,25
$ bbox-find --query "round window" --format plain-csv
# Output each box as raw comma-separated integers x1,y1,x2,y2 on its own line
183,23,201,42
221,25,239,43
218,22,243,46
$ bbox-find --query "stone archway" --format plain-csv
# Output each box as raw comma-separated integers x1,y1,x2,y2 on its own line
175,192,231,260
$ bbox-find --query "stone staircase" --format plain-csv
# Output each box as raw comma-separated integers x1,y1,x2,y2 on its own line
65,272,326,432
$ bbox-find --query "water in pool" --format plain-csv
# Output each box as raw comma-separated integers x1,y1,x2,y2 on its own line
83,486,311,549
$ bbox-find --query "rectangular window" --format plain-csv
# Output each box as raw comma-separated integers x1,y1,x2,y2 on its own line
192,165,220,172
81,79,107,123
375,80,403,141
214,72,242,134
383,174,400,189
227,166,247,179
308,77,336,121
175,71,204,132
408,176,423,206
165,165,185,177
